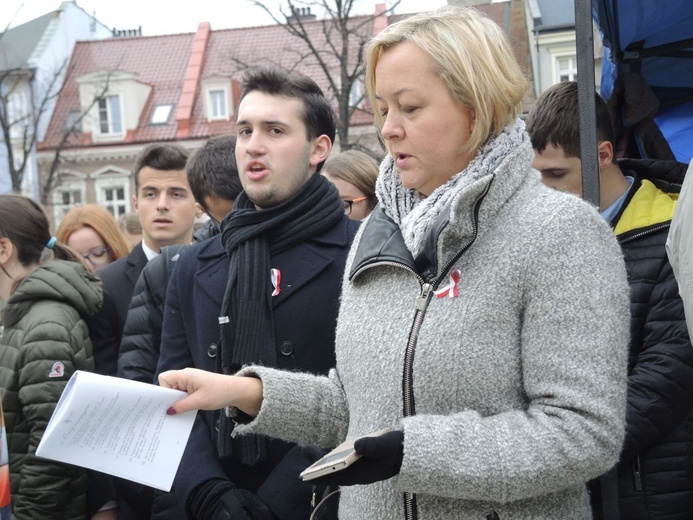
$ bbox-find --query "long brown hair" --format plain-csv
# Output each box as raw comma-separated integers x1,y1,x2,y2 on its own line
56,204,131,261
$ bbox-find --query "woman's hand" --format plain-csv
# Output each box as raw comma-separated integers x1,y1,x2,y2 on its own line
158,368,263,416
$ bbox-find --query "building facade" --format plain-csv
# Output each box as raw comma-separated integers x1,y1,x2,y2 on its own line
0,1,111,199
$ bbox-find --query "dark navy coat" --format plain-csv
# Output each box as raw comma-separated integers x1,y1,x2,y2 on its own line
156,215,358,519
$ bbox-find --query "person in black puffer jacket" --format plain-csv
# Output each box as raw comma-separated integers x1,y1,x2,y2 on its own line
528,80,693,520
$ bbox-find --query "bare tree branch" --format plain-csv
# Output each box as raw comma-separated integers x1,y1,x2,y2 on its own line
247,0,402,149
0,59,69,193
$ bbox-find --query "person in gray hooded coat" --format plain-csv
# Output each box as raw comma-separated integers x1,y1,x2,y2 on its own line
159,6,631,520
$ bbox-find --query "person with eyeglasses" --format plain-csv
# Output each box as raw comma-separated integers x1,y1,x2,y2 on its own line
322,150,380,220
56,204,131,269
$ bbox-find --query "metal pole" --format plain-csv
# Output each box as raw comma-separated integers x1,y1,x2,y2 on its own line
575,0,600,208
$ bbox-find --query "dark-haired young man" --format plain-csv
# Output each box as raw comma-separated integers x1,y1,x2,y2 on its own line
114,135,243,519
188,134,243,228
119,134,242,385
527,81,693,520
156,68,359,520
86,142,198,519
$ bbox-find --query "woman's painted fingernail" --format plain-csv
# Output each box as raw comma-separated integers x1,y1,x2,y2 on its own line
166,406,177,415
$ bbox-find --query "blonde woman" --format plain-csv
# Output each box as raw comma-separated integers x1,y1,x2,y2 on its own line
160,7,630,519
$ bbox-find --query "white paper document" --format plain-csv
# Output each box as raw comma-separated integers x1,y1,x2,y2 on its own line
36,370,196,491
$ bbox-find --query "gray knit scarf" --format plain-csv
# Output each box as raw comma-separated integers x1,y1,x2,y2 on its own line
376,119,527,256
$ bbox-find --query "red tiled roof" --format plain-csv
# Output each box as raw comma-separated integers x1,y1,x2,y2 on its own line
41,32,195,149
40,1,532,151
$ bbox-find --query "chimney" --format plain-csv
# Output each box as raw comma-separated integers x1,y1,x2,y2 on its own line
112,26,142,37
286,6,317,23
373,3,388,35
176,22,211,139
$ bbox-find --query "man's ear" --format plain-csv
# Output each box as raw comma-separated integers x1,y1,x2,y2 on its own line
132,193,139,213
598,140,614,168
309,135,332,171
194,202,204,219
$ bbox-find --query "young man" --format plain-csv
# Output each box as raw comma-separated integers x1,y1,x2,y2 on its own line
86,142,198,519
155,68,359,520
88,142,198,377
119,134,242,385
113,135,242,520
527,80,693,519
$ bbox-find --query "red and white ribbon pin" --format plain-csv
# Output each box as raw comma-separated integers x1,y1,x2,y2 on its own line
434,268,461,299
271,268,281,296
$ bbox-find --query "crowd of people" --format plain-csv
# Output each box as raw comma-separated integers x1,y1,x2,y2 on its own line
0,4,692,520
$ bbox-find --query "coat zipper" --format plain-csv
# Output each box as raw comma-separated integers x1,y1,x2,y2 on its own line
401,179,493,520
617,223,670,245
633,454,643,491
350,178,493,520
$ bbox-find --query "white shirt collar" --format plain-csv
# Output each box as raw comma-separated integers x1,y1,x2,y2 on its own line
140,241,159,261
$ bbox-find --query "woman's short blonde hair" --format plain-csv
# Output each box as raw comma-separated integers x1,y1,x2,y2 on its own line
56,204,131,261
366,5,527,154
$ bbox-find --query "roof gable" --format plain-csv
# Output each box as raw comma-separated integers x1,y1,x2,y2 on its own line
0,12,55,71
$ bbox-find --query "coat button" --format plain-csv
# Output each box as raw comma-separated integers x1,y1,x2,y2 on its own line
207,343,217,357
280,341,294,356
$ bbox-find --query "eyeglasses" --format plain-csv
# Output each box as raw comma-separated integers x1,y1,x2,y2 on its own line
342,196,369,216
82,246,111,267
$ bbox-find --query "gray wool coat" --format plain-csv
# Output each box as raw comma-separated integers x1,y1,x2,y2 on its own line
236,139,631,520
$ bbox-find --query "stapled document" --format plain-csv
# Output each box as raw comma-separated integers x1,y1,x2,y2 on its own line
36,370,196,491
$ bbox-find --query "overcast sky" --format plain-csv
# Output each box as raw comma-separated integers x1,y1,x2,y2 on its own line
3,0,448,35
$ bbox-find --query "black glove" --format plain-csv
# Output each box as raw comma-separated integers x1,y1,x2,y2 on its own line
188,479,277,520
308,430,404,487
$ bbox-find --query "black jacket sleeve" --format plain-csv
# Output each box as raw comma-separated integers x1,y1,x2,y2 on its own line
118,255,166,384
86,290,120,377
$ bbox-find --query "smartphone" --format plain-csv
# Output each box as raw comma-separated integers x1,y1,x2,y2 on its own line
299,428,391,481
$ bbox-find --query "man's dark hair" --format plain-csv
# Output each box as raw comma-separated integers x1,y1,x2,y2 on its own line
187,134,242,215
133,142,189,192
239,67,337,171
526,81,615,159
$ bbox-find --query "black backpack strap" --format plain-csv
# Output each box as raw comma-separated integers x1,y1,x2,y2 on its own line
160,243,191,285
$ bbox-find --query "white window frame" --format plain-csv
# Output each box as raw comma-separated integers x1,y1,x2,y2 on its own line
151,104,173,125
92,167,131,218
97,94,124,136
207,88,229,120
52,177,87,225
551,51,578,84
101,186,128,218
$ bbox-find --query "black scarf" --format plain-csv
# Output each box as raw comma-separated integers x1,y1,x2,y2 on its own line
217,173,343,464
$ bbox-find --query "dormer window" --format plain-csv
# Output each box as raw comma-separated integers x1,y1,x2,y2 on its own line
98,95,123,135
208,88,228,120
151,104,173,125
201,77,233,122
